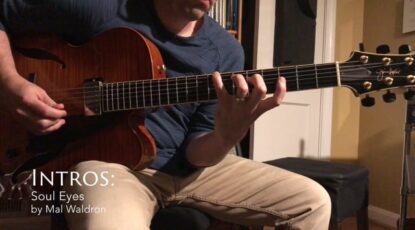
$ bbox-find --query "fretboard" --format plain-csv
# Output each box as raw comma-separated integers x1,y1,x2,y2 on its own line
100,62,340,113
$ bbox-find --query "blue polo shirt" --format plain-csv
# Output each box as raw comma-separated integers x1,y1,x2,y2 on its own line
0,0,244,176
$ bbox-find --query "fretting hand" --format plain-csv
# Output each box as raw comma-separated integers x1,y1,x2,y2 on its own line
211,72,286,150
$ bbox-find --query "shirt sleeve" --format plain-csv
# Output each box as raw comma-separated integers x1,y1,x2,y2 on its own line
0,0,117,43
1,0,73,34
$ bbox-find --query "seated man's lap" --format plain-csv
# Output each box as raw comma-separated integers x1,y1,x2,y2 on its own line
63,156,330,229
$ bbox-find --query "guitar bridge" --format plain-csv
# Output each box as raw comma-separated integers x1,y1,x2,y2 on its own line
83,79,103,116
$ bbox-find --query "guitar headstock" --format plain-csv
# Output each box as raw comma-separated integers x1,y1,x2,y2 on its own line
340,46,415,106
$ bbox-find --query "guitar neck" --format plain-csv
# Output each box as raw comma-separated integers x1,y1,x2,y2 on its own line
100,62,341,113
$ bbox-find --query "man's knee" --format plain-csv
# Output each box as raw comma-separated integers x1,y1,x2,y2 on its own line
305,178,331,217
63,161,155,230
65,160,131,190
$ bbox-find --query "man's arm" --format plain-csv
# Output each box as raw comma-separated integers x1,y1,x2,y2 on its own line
0,31,67,135
186,73,286,167
0,0,106,134
0,31,19,84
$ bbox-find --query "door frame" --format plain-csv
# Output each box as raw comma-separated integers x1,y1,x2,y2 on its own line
251,0,337,159
314,0,337,158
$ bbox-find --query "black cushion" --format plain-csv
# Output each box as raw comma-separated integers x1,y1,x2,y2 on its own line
265,157,369,223
150,206,211,230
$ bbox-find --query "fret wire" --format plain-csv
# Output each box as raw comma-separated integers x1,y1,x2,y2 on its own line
128,82,132,109
207,74,210,100
196,75,199,101
122,82,125,110
176,77,179,103
108,83,111,111
142,81,145,107
99,85,103,112
295,66,299,90
127,82,131,110
116,83,120,110
111,83,115,111
158,80,161,106
106,84,109,112
185,77,189,102
119,84,122,110
150,81,153,107
166,78,170,105
315,64,319,88
100,84,104,112
108,83,114,111
115,83,118,109
135,81,138,109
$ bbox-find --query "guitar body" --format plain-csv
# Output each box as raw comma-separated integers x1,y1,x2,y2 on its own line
0,28,163,198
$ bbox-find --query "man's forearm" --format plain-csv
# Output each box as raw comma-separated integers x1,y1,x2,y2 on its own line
0,30,23,110
185,131,235,167
0,31,20,84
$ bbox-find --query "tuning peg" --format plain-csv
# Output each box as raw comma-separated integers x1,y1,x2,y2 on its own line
404,89,415,100
376,44,390,54
361,95,375,107
382,90,396,103
399,44,412,54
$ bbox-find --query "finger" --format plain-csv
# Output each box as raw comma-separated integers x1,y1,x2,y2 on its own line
256,77,287,116
246,74,267,106
212,72,229,102
15,108,63,131
274,76,287,105
231,74,249,99
52,103,65,110
26,96,67,119
37,119,66,135
42,92,67,110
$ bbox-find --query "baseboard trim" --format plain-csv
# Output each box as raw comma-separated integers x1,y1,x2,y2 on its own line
368,205,400,229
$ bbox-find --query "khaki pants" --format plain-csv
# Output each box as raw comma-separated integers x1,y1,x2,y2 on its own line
64,155,331,230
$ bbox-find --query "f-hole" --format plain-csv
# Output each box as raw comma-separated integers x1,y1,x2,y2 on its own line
13,46,66,69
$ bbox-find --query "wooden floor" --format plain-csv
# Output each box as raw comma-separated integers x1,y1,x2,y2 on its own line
0,216,396,230
340,217,393,230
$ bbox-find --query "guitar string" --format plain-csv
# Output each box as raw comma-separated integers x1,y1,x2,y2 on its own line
42,61,404,103
37,59,375,94
43,61,405,103
42,61,361,92
59,74,411,105
46,61,410,104
5,61,407,108
98,73,413,112
63,73,414,112
53,70,413,108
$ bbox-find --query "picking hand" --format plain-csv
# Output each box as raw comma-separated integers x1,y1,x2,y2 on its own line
1,76,67,135
212,72,286,149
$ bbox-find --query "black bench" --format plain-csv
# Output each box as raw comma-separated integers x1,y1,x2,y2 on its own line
265,157,369,230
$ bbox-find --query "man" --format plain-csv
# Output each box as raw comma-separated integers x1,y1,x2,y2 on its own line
0,0,331,229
